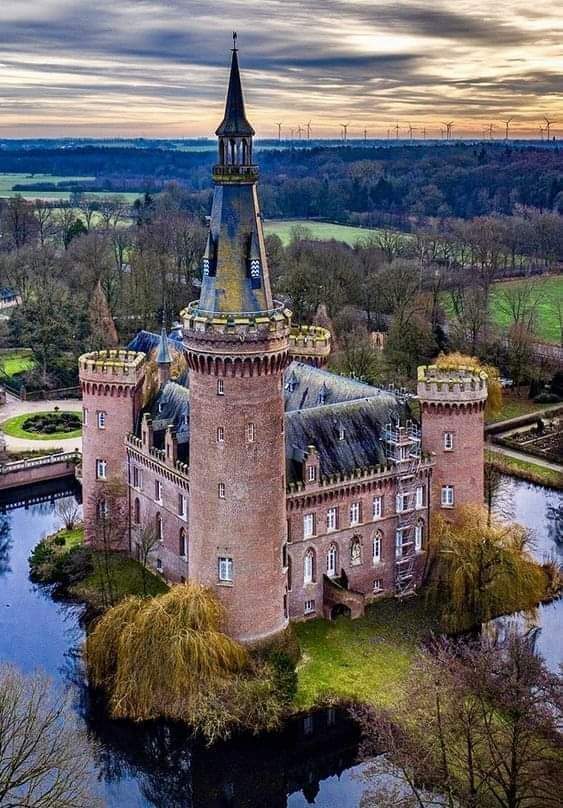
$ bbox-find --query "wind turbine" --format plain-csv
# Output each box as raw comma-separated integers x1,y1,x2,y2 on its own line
422,127,427,140
442,121,454,140
276,122,282,141
486,123,495,140
306,121,312,141
340,123,349,142
503,118,512,140
394,122,400,139
408,123,418,141
363,128,368,141
539,125,545,141
543,117,554,140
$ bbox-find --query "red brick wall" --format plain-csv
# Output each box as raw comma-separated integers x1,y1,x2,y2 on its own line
187,363,289,642
421,402,485,513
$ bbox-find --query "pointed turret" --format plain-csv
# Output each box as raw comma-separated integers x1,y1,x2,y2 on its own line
216,34,255,138
156,327,172,385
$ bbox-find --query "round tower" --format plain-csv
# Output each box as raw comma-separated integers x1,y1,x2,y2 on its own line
184,306,291,641
79,349,146,545
417,364,488,515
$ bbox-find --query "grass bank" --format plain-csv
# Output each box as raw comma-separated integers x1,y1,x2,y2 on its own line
294,597,439,710
486,449,562,490
486,392,552,424
0,349,35,378
1,411,82,440
264,219,400,247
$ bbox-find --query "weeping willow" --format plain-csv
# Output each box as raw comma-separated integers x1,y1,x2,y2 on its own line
434,351,502,417
86,583,248,723
428,505,548,632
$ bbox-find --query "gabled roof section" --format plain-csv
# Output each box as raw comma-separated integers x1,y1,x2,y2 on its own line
156,327,172,365
215,46,255,138
284,361,384,412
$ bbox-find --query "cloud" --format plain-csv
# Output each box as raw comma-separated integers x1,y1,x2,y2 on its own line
0,0,561,136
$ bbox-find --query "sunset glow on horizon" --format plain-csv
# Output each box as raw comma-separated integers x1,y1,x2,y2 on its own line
0,0,561,139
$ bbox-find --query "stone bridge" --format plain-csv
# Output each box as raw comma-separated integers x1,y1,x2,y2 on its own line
0,451,81,491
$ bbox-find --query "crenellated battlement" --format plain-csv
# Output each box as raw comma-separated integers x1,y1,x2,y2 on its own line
181,300,291,339
79,349,146,384
288,325,331,367
417,364,488,404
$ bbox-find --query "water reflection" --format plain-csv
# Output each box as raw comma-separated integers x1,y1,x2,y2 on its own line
0,514,12,577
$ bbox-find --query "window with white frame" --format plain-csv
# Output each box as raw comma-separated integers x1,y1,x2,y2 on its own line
396,492,409,513
326,543,337,577
350,501,361,525
154,479,162,503
218,482,226,499
217,426,225,442
218,556,233,582
395,528,407,559
326,506,338,531
217,378,224,396
441,485,455,507
246,422,256,443
304,599,316,615
132,465,142,489
443,431,454,451
373,531,382,563
83,407,88,426
304,549,316,584
156,513,163,542
97,411,106,429
415,485,425,509
156,557,163,572
96,459,107,480
303,513,315,538
373,495,383,519
97,498,109,519
400,445,409,461
373,578,383,593
415,520,424,551
338,424,345,441
307,464,317,483
179,529,187,559
178,493,187,519
350,538,362,565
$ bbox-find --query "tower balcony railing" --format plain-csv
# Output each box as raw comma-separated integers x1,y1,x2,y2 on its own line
212,164,259,183
181,300,292,338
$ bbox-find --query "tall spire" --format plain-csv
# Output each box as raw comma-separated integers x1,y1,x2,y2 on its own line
215,33,255,137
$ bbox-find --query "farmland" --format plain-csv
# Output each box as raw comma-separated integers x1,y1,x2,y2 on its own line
488,275,563,344
264,219,394,246
0,173,141,202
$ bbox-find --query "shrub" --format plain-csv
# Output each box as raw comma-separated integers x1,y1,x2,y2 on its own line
533,392,560,404
52,545,94,587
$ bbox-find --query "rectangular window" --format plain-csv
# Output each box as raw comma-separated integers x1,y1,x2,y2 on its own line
218,556,233,582
372,495,383,519
217,379,224,396
373,534,382,563
400,445,409,461
304,599,316,615
97,498,108,519
83,407,88,426
156,558,163,572
97,410,106,429
415,522,423,551
415,486,425,509
218,482,226,499
303,513,315,538
395,529,407,559
350,502,361,526
373,578,383,593
154,479,162,503
132,466,142,490
217,426,225,442
396,492,409,513
96,459,107,480
441,485,455,507
307,464,317,483
247,423,256,443
326,506,338,531
178,493,186,519
443,432,454,451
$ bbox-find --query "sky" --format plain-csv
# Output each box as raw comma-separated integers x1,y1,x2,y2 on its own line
0,0,561,139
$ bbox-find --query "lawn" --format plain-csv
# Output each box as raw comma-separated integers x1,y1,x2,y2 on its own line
264,219,398,247
0,349,35,378
486,391,552,424
72,552,169,608
489,276,562,344
1,411,82,440
0,173,141,202
294,596,439,710
486,449,563,490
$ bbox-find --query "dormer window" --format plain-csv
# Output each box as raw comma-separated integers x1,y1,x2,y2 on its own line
307,465,317,483
338,424,345,441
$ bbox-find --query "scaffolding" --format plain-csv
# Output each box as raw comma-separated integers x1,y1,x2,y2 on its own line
383,419,422,598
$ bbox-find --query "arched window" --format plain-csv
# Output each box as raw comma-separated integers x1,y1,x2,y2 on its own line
242,138,248,164
373,530,383,564
156,512,163,542
133,497,140,524
287,555,292,591
229,138,236,164
350,538,362,566
415,519,424,551
327,543,338,577
219,139,225,164
304,548,316,584
179,528,187,559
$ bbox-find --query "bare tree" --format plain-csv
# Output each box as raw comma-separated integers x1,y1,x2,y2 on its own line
90,477,128,608
136,524,161,596
496,279,540,333
33,200,55,247
56,498,81,532
0,665,101,807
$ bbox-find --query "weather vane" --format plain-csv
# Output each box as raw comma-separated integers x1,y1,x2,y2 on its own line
232,31,238,50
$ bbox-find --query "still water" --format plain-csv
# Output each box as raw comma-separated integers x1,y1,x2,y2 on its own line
0,475,561,807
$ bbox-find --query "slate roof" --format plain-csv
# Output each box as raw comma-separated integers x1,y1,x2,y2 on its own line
128,329,183,356
284,362,384,411
215,47,255,137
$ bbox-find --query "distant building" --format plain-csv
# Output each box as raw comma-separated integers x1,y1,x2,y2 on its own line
79,42,487,642
0,288,21,310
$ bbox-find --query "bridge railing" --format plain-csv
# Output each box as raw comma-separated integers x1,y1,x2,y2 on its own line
0,451,82,475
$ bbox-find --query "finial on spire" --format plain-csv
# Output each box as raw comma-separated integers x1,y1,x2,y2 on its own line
232,31,238,51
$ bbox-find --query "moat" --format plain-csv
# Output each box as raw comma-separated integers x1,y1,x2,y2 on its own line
0,475,561,807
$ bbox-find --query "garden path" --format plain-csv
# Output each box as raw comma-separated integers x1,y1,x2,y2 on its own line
0,393,82,451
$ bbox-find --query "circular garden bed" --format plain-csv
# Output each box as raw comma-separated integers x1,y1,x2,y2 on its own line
1,411,82,440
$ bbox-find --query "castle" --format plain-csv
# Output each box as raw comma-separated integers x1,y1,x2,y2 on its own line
79,42,488,642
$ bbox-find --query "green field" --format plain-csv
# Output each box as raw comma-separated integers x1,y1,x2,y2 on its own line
489,276,563,344
0,349,35,378
264,219,393,247
0,173,141,203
